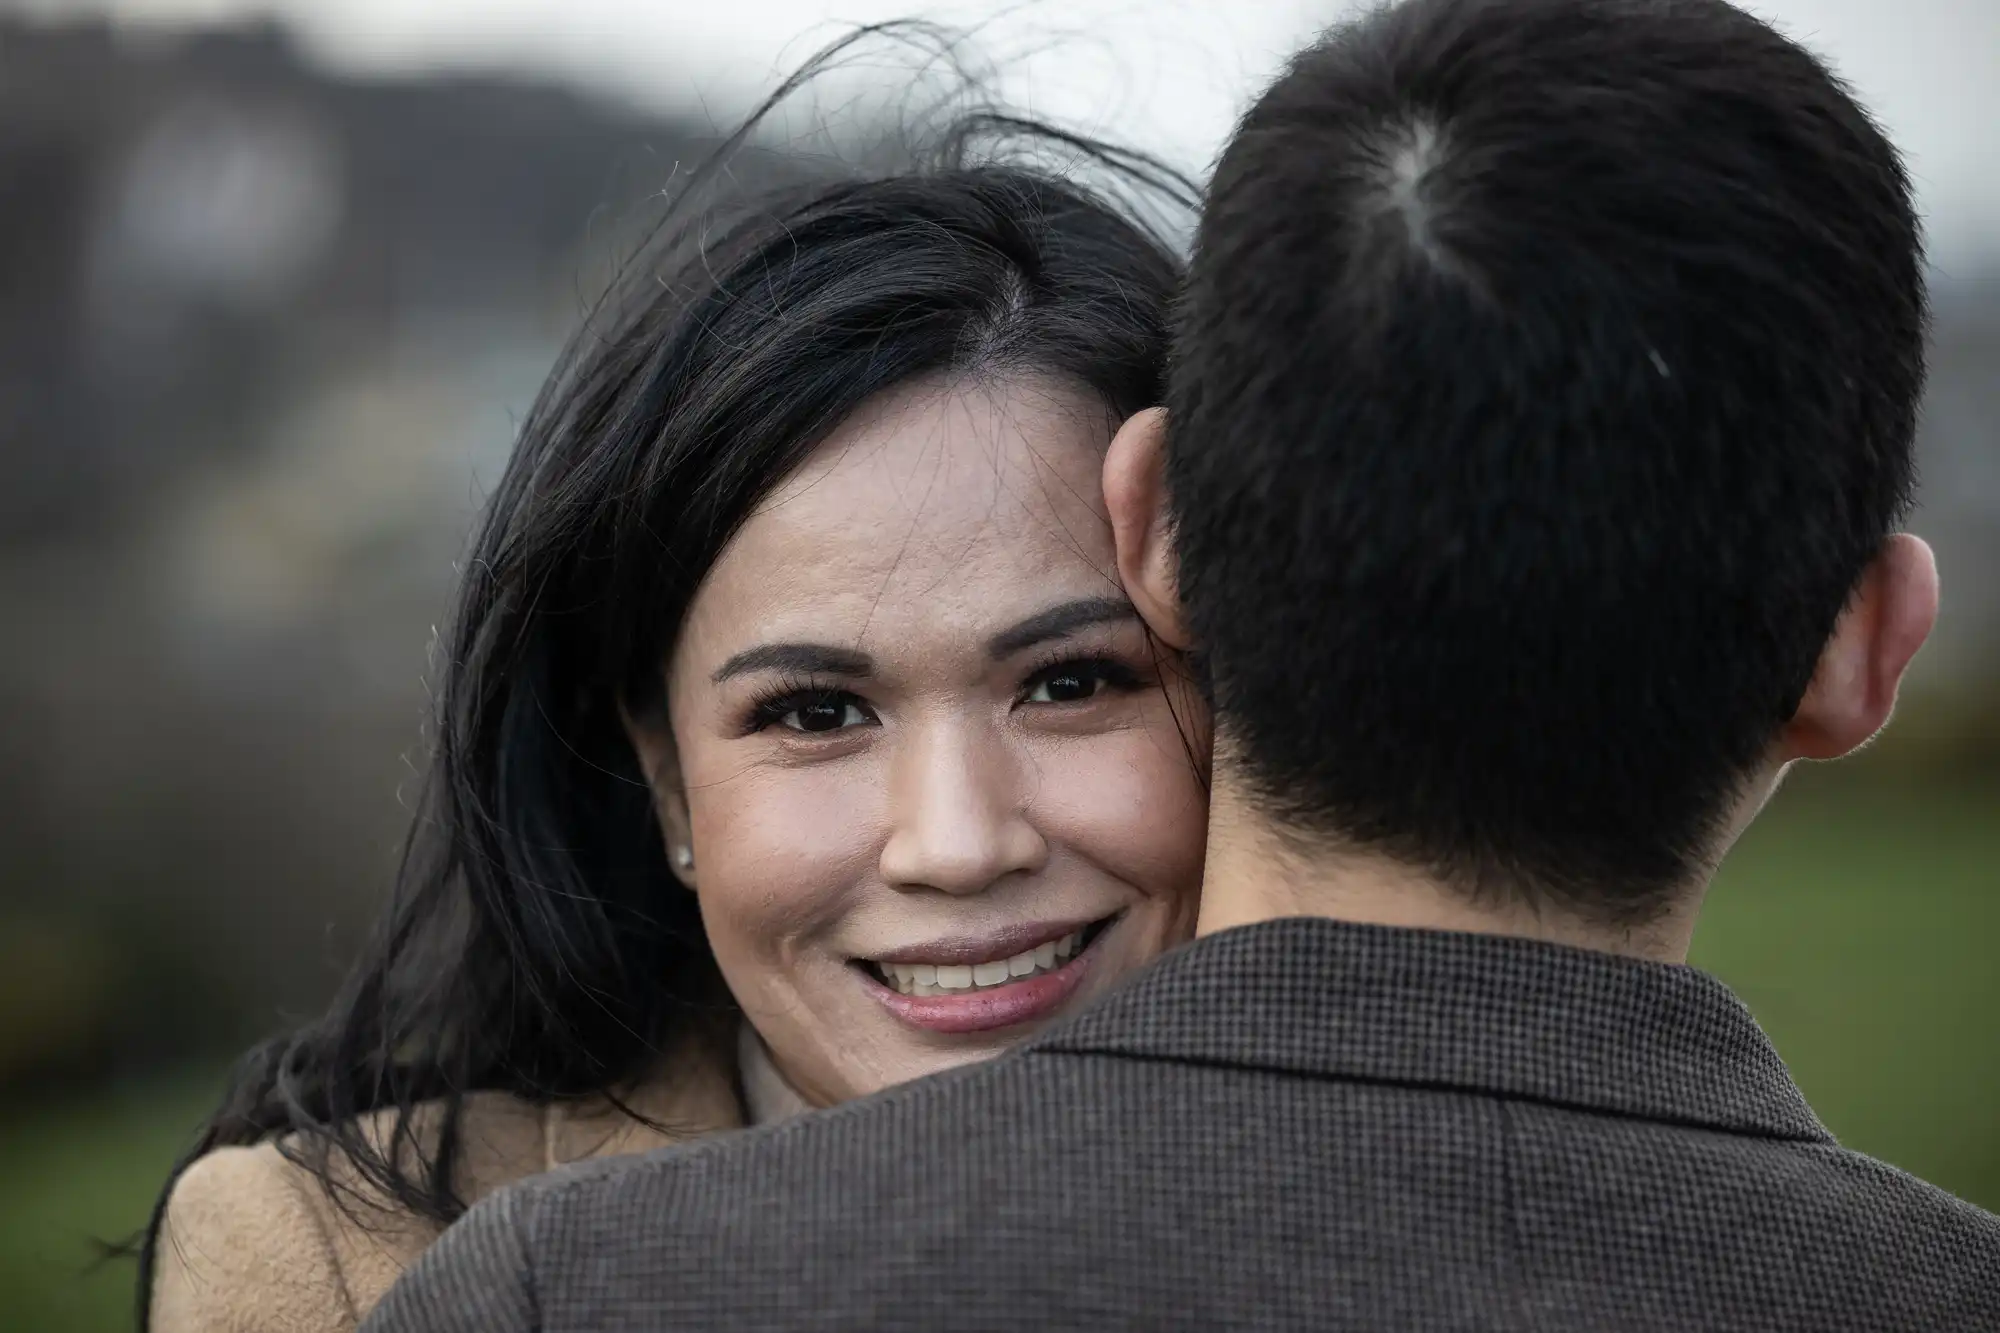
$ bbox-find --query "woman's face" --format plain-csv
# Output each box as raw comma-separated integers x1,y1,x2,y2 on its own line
643,377,1209,1107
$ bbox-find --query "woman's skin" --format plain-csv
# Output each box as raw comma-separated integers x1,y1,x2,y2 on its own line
630,375,1210,1108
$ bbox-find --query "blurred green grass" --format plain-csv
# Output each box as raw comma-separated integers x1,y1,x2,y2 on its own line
0,1069,221,1333
1692,765,2000,1206
1,765,1995,1331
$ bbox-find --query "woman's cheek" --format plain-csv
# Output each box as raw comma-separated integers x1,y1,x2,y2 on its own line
1030,726,1208,905
685,756,888,962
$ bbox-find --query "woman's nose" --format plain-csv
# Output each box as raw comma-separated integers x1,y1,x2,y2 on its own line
877,720,1046,896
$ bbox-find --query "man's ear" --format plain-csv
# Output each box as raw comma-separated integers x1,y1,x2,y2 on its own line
622,704,697,890
1104,407,1192,650
1780,534,1939,762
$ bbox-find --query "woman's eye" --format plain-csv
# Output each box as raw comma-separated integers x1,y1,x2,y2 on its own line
780,695,871,733
1023,665,1107,705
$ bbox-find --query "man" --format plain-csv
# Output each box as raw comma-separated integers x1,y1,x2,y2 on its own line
366,0,2000,1328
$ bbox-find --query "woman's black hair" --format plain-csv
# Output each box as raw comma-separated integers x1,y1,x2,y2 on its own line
136,21,1196,1325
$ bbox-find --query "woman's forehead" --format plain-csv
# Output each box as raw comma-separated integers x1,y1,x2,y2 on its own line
682,381,1122,656
771,378,1106,506
736,383,1112,574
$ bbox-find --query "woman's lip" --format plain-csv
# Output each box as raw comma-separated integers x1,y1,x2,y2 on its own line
863,915,1108,968
860,928,1104,1035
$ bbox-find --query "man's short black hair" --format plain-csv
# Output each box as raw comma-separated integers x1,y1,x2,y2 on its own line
1167,0,1924,919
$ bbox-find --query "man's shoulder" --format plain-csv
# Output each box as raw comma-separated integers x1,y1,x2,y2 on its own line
1724,1137,2000,1319
1790,1137,2000,1245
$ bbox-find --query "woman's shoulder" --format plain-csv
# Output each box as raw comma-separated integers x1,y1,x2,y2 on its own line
152,1132,383,1333
151,1093,524,1333
152,1061,741,1333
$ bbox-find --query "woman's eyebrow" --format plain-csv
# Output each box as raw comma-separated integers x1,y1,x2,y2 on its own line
711,643,873,684
985,597,1137,660
710,599,1134,683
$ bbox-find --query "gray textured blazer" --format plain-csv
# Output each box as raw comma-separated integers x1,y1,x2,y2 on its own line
364,919,2000,1331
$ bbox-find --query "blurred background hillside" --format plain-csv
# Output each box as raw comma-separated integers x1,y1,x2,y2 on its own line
1,2,1995,1329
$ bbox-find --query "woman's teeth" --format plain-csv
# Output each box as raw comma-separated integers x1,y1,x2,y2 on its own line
877,930,1084,997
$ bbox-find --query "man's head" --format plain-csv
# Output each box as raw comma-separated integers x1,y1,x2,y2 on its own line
1107,0,1937,936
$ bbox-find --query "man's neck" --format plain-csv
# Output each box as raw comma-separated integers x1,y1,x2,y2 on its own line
1194,783,1701,964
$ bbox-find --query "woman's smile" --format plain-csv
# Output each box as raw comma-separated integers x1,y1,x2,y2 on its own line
853,911,1120,1033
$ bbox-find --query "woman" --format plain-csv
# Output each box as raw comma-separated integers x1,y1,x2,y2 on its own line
142,38,1210,1333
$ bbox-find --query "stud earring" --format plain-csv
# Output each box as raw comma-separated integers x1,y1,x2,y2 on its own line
674,845,694,871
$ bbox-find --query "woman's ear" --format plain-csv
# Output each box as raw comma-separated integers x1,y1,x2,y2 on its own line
1780,533,1939,762
1103,407,1192,650
622,703,698,891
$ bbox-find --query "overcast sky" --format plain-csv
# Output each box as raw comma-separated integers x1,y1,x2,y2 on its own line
45,0,2000,267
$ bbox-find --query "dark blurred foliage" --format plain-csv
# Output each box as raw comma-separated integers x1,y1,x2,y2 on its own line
0,16,733,1091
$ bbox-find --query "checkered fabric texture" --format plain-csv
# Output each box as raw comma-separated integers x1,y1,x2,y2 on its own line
364,918,2000,1332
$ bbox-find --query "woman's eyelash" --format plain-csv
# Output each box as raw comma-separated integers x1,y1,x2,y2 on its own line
1018,652,1147,700
742,676,857,732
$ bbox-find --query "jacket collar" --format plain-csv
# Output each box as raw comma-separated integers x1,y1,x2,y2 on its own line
1031,916,1830,1143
